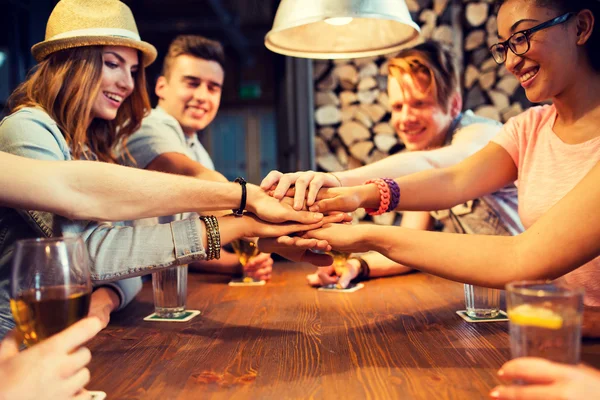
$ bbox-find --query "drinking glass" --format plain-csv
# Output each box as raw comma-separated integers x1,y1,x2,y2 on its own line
10,236,92,347
506,280,584,364
231,238,261,283
464,284,501,318
152,265,188,318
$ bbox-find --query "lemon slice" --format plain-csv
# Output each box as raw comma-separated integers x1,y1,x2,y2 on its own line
508,304,564,330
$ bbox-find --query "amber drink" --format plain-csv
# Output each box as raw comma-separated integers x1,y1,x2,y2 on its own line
232,238,260,283
11,237,92,347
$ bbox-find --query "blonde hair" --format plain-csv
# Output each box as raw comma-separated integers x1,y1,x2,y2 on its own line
7,46,151,163
388,41,460,112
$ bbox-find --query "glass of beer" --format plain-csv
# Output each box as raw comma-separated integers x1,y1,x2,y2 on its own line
231,238,261,283
506,280,584,364
10,236,92,347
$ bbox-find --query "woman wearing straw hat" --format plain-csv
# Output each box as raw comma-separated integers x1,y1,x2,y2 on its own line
0,0,339,339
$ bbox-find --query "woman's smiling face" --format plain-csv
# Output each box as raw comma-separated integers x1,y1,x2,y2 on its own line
497,0,579,103
91,46,139,121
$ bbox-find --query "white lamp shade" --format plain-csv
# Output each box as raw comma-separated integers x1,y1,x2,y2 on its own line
265,0,421,59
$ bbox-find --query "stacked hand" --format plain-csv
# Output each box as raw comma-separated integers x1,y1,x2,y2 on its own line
261,170,342,210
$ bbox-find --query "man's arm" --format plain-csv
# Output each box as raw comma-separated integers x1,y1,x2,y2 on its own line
146,152,229,182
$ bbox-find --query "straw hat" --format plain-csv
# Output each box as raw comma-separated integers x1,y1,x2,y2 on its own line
31,0,157,67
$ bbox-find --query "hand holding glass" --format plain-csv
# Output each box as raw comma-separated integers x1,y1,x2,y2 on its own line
10,237,92,347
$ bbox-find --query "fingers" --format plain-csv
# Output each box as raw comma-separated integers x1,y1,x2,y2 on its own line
293,172,315,210
283,210,324,225
489,384,560,400
306,273,322,287
47,317,103,353
0,330,21,361
337,266,357,289
273,173,302,199
498,358,574,384
316,266,339,285
60,346,92,379
306,175,327,206
309,198,345,214
260,170,283,191
63,367,91,398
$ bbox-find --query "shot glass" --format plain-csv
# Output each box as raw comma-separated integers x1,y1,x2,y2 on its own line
506,280,584,364
464,284,501,318
152,265,188,318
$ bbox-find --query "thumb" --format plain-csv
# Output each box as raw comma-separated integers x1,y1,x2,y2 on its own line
0,330,21,361
309,198,348,214
337,268,356,289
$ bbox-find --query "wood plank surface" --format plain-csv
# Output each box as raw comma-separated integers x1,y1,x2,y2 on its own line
87,263,600,399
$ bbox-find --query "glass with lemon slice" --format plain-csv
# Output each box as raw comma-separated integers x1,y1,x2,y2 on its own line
506,281,584,364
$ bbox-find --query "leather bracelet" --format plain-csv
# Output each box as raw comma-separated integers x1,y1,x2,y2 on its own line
382,178,400,212
363,178,390,215
349,256,370,282
199,215,221,260
233,177,247,217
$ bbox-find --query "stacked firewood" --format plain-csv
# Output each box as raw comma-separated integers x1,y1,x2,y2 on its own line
312,0,531,226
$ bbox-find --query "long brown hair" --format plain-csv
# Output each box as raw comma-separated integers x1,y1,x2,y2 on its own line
7,46,150,163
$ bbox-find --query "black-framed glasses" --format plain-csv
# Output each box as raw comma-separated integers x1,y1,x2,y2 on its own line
489,12,576,64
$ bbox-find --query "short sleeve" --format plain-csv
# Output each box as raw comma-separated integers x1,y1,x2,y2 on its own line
122,117,189,168
0,109,70,161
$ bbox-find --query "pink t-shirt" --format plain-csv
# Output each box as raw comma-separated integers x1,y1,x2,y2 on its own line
492,104,600,306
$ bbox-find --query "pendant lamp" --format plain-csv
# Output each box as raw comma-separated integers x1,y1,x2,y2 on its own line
265,0,420,59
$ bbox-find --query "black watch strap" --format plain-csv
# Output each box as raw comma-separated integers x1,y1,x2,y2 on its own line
233,177,247,217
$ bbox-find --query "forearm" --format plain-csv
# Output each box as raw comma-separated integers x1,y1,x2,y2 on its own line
64,161,244,221
360,252,412,278
337,151,439,187
362,226,527,288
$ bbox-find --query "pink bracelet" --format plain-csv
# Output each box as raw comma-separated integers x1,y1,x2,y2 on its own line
364,178,390,215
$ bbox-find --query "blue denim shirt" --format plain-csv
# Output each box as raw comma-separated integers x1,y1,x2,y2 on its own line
0,108,208,338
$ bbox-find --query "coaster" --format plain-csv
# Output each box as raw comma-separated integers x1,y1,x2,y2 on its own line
89,391,107,400
317,282,364,293
456,310,509,323
228,278,266,286
143,310,201,322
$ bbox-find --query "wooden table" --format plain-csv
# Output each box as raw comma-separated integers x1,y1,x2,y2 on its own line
88,263,600,399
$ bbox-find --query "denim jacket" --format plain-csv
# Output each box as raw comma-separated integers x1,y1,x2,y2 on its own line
0,108,208,337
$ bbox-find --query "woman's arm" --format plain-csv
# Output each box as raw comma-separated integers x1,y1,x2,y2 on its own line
305,161,600,288
0,152,321,224
311,143,518,214
261,123,500,208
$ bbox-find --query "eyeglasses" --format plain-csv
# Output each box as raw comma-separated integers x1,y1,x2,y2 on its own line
489,12,576,64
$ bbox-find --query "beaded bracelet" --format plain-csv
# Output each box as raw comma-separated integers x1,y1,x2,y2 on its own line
363,178,390,215
199,215,221,260
382,178,400,212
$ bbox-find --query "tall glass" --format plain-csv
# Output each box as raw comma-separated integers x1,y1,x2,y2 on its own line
10,236,92,347
231,238,260,283
152,265,188,318
506,280,584,364
464,284,501,318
